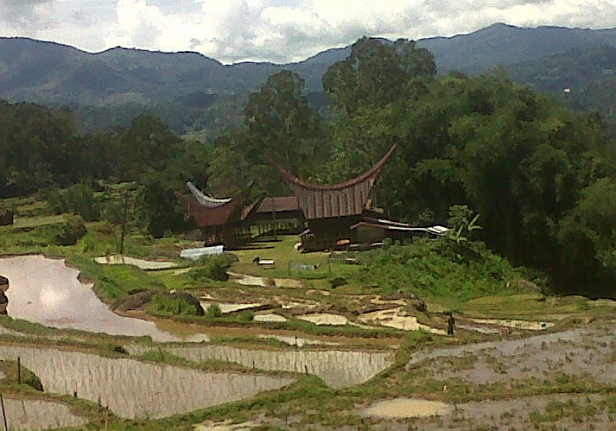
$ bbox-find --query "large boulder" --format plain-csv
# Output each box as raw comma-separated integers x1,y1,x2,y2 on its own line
0,275,8,314
166,290,205,316
0,210,13,226
111,290,156,312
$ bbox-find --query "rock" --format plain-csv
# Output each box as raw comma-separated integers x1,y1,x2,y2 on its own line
167,291,205,316
0,275,8,314
0,210,13,226
111,290,156,311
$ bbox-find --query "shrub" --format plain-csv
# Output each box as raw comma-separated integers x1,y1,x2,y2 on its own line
206,304,222,319
149,292,205,317
54,215,87,246
329,277,347,289
44,184,100,221
352,238,521,302
237,309,255,322
190,254,235,282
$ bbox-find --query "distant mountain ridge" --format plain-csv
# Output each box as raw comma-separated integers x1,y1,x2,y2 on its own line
2,23,616,133
418,23,616,74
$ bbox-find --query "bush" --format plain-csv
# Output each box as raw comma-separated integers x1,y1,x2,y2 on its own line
353,238,521,302
237,309,255,322
206,304,222,319
149,292,205,317
43,184,100,221
190,254,235,282
329,277,347,289
54,215,87,246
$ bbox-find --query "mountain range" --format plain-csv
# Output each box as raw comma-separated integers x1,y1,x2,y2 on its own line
2,23,616,134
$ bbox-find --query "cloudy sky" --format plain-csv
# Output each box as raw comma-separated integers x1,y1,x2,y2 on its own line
1,0,615,64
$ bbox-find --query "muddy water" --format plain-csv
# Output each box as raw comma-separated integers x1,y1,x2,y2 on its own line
256,334,340,347
360,398,453,418
358,308,447,334
0,344,293,419
142,345,393,388
0,255,208,342
93,255,178,270
0,396,88,430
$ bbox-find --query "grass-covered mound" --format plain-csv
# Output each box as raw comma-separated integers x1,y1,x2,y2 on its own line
352,238,533,304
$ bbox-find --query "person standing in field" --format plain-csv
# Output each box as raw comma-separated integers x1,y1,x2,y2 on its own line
447,312,456,336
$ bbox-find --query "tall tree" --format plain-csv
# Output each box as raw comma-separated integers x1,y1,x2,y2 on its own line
241,70,326,194
323,37,436,117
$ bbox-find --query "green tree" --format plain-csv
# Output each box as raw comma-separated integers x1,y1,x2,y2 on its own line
323,37,436,117
556,178,616,295
112,114,182,180
242,70,326,194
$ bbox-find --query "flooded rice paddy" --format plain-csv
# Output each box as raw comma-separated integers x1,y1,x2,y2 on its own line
93,255,179,270
0,255,208,342
0,344,293,419
358,308,447,334
0,396,88,430
253,313,288,322
256,334,340,347
131,344,393,388
407,325,616,385
360,398,453,418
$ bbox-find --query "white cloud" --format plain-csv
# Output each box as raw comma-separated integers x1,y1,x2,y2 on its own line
0,0,615,63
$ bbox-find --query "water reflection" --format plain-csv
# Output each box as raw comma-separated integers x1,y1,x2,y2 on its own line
0,396,88,430
0,255,208,342
0,344,293,419
135,344,394,388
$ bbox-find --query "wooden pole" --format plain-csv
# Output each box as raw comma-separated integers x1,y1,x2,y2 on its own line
271,198,277,241
17,357,21,384
0,393,8,431
119,191,129,255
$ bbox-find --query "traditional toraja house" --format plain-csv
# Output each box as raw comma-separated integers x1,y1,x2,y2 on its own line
174,182,254,248
248,196,303,237
268,145,403,251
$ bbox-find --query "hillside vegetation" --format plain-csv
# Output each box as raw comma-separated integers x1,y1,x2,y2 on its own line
2,23,616,134
2,37,616,300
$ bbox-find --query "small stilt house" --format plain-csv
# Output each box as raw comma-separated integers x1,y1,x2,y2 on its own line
174,182,253,248
269,145,397,251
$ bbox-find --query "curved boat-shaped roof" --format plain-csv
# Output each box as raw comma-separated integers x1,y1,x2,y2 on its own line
186,182,232,208
175,182,253,228
269,145,396,219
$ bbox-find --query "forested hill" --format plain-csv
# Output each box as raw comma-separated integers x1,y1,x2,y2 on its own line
507,45,616,136
420,23,616,75
2,23,616,134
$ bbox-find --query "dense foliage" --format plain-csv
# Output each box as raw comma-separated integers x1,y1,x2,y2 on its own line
354,238,523,303
2,37,616,297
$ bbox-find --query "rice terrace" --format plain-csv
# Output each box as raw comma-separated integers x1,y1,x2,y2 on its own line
1,29,616,431
0,182,614,431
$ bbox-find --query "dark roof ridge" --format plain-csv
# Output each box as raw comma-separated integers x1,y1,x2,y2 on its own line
268,144,397,191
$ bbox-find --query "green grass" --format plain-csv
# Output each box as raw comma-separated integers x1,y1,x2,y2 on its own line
68,255,168,301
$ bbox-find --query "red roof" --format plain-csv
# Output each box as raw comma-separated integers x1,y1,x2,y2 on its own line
175,185,252,228
269,145,396,220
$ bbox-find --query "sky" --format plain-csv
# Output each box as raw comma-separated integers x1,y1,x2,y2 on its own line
1,0,615,64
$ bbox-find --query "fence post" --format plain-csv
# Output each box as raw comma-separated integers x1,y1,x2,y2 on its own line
0,393,8,431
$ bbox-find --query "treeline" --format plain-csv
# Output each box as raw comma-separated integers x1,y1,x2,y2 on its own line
2,37,616,297
209,38,616,297
0,101,211,236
